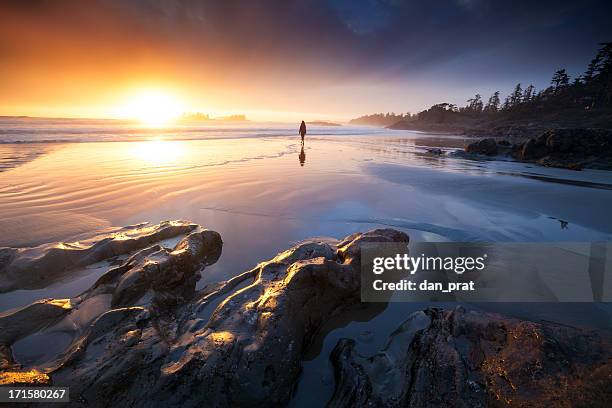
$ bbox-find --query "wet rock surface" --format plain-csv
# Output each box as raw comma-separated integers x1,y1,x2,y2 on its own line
0,220,198,292
0,222,610,407
0,223,408,407
460,128,612,170
329,307,611,407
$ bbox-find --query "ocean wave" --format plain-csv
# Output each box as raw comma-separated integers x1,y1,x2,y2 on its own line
0,118,394,144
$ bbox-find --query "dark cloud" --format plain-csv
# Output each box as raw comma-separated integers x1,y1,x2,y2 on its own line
4,0,610,71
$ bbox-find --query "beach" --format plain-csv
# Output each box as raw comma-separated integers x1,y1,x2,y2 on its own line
1,119,611,405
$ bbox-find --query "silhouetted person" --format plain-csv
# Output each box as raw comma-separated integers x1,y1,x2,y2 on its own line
299,145,306,166
299,120,306,143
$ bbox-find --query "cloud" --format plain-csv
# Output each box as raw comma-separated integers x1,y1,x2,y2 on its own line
1,0,611,115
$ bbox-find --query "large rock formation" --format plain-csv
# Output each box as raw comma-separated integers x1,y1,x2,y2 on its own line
513,128,612,170
459,128,612,170
0,224,408,407
329,307,611,407
1,222,610,407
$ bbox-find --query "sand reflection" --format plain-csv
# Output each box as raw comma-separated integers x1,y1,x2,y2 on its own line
128,140,185,166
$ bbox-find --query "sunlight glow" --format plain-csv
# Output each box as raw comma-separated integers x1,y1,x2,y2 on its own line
130,140,185,165
119,90,185,127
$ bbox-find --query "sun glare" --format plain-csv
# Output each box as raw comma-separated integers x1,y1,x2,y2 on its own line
130,140,185,165
120,90,185,127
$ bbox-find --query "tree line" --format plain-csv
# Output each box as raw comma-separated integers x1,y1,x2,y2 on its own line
351,43,611,127
349,112,412,126
415,42,611,121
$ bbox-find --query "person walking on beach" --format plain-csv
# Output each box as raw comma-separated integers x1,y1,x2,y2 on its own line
299,120,307,144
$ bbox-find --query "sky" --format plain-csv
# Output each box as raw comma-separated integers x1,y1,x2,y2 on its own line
1,0,612,122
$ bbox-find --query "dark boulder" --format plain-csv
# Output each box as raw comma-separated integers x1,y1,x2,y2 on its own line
425,148,443,155
513,128,612,170
329,307,612,408
519,137,548,160
465,138,498,155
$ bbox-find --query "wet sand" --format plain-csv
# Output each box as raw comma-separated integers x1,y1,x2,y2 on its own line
1,127,611,405
1,132,611,301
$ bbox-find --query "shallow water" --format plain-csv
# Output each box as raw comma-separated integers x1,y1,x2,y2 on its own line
1,120,611,404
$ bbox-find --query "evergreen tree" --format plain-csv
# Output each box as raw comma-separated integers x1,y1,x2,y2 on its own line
510,83,523,106
551,69,570,89
502,95,512,110
466,93,483,113
594,42,612,105
485,91,500,113
584,55,602,83
522,85,535,102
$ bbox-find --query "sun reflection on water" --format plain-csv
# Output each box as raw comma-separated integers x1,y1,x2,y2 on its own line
129,140,185,165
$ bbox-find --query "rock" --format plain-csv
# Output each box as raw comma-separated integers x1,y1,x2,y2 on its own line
0,298,72,345
0,369,51,386
519,137,548,160
0,220,198,292
2,224,610,407
513,128,612,170
328,307,612,407
465,138,498,155
107,229,222,307
459,129,612,170
425,148,443,155
0,227,409,408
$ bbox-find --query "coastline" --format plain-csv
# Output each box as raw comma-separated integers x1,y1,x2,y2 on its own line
1,123,611,405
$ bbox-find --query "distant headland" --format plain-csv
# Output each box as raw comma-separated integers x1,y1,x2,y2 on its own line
309,120,341,126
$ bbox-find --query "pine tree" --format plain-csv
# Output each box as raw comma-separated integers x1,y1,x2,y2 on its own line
466,94,483,113
585,55,602,83
510,83,523,106
551,69,570,90
485,91,501,113
502,95,512,110
594,42,612,105
522,85,535,102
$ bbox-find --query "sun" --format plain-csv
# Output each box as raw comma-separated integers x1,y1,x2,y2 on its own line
120,90,185,127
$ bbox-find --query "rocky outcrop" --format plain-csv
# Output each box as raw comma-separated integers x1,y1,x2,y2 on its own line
0,225,408,407
465,138,499,155
1,223,610,407
0,220,198,292
329,307,612,407
459,129,612,170
512,128,612,170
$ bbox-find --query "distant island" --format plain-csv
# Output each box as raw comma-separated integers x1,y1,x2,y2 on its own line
309,120,341,126
352,42,612,139
181,113,248,122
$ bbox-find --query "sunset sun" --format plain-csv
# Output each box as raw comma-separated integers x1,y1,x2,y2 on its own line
119,90,185,127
